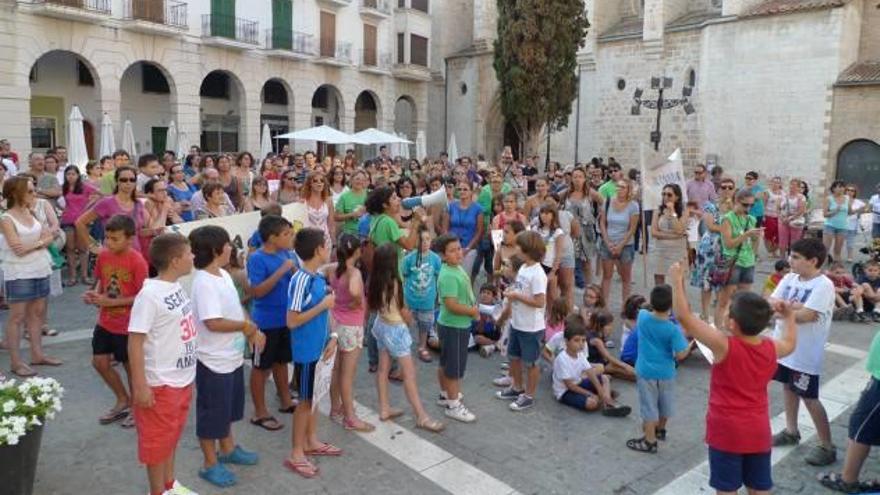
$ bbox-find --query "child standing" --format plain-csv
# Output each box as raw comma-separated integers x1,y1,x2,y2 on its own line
669,262,797,494
769,238,837,466
497,231,547,412
247,215,297,432
626,285,691,454
285,228,339,479
435,233,480,422
401,226,441,363
128,233,198,495
368,243,445,432
85,215,148,428
190,226,265,487
327,233,374,432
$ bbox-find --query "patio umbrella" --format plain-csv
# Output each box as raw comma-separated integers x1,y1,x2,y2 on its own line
260,123,273,159
416,130,426,160
165,121,177,155
122,120,138,158
99,113,115,158
351,128,412,145
176,131,190,162
274,125,368,145
397,133,410,159
448,133,459,162
67,105,89,174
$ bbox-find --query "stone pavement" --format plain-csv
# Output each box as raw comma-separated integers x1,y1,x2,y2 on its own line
1,256,878,495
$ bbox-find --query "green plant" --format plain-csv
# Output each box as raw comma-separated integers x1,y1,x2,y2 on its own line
0,377,64,446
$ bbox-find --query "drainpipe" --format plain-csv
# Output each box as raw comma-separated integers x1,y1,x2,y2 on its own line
574,64,582,165
444,58,449,150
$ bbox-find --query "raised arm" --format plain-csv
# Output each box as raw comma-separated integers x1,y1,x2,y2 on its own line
669,262,729,362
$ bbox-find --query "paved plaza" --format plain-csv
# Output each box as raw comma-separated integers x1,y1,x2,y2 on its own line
3,259,880,495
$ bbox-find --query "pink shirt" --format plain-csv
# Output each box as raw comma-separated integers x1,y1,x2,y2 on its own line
60,183,97,226
90,196,146,251
330,271,365,327
545,319,565,341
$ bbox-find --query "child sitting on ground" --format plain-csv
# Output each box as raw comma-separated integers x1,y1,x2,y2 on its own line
580,284,611,346
552,314,632,417
626,285,692,454
762,259,790,297
473,284,502,357
827,261,867,322
669,262,797,494
856,260,880,322
586,310,636,381
619,294,647,367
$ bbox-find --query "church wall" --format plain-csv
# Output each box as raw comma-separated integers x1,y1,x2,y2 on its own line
828,86,880,177
859,0,880,59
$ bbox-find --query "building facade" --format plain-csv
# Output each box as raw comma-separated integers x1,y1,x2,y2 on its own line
432,0,880,193
0,0,434,157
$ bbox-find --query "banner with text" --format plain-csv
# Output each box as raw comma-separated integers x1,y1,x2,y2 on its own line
639,145,688,209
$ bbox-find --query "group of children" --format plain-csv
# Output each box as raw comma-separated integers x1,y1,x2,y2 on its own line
82,199,877,495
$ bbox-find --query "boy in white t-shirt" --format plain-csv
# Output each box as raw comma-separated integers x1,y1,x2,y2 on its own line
769,238,837,466
128,233,199,495
552,314,631,417
189,226,266,488
496,231,547,412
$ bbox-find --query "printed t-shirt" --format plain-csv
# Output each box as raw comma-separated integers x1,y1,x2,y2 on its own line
552,350,592,400
95,248,148,334
193,269,246,374
510,262,547,333
335,189,367,235
771,272,835,375
128,279,198,387
402,250,441,311
635,309,689,380
247,249,295,330
437,263,476,329
287,267,329,363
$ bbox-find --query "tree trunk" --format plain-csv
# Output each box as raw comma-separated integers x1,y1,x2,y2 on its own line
518,124,544,158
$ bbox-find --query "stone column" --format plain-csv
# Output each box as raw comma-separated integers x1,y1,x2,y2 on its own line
0,84,34,157
241,91,262,155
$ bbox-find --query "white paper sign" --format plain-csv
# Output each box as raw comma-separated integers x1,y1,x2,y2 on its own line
695,339,715,365
491,229,504,252
312,353,336,413
640,145,688,210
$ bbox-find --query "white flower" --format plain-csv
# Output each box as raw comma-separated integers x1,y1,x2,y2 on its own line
23,397,35,408
2,400,15,413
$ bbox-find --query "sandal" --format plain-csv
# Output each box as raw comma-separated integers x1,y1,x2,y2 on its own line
656,428,667,441
416,417,445,433
30,356,63,366
250,416,284,431
388,370,404,383
626,437,658,454
368,364,378,373
283,458,318,479
10,364,36,377
120,414,136,429
98,406,130,425
41,328,59,337
278,404,296,414
329,409,344,424
305,443,343,457
63,279,77,288
601,404,632,418
379,408,404,422
818,472,864,494
343,417,376,433
418,348,433,363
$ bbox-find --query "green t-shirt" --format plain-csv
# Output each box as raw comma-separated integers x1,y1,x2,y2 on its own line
369,213,403,257
99,173,116,195
477,183,511,229
867,331,880,380
437,263,476,329
598,180,617,199
721,211,756,268
336,189,367,234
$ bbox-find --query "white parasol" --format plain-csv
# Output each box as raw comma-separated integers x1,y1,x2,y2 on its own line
274,125,368,145
260,123,273,159
99,113,115,158
122,119,138,158
67,105,89,173
165,120,177,155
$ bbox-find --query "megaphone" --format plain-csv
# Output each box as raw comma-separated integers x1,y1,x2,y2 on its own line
402,185,448,210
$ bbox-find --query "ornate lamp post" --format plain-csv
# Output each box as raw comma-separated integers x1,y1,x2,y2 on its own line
631,77,695,151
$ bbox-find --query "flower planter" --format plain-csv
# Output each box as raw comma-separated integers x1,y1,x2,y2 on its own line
0,423,44,495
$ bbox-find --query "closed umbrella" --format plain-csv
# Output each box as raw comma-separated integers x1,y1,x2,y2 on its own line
99,113,115,158
260,123,273,159
122,120,138,158
67,105,89,174
165,121,177,155
448,133,459,163
398,133,410,159
416,130,426,160
176,131,189,162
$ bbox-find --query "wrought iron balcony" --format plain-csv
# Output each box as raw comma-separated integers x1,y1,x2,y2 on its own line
202,14,259,48
17,0,111,21
359,49,392,73
317,41,353,66
265,29,316,58
360,0,391,19
121,0,187,32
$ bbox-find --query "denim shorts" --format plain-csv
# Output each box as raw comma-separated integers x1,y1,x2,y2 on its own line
727,265,755,286
637,377,676,422
5,276,50,303
850,378,880,445
709,447,772,492
508,328,544,366
409,309,437,339
824,225,848,236
598,241,635,264
372,318,413,358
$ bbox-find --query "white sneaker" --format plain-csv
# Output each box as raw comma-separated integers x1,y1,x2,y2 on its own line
492,375,512,387
167,481,198,495
479,345,495,358
444,402,477,423
436,391,463,407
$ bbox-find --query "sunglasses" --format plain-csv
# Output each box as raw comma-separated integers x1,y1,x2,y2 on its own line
720,184,734,190
740,202,755,208
117,177,136,183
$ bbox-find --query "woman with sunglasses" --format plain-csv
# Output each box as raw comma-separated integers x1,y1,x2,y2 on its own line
76,166,146,253
650,184,687,286
691,177,736,321
396,177,417,228
717,189,763,331
300,171,336,250
823,180,852,264
274,171,299,205
779,178,807,255
598,178,640,304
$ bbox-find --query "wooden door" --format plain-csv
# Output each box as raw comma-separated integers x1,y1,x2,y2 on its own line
134,0,165,23
272,0,292,49
211,0,236,38
320,11,336,57
363,24,377,66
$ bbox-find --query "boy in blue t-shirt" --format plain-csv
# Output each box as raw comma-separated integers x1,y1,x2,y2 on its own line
401,227,442,362
247,215,297,431
247,204,284,253
627,285,691,454
284,228,337,478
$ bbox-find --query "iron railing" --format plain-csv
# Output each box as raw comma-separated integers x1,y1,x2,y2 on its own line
359,49,391,69
122,0,187,28
334,42,353,63
361,0,391,14
27,0,111,14
201,14,258,44
265,29,316,55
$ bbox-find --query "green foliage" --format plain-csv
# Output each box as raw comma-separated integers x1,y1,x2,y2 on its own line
493,0,589,148
0,377,64,446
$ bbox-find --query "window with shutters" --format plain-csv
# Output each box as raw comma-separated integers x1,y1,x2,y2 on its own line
363,24,377,66
397,33,405,64
410,34,428,66
320,11,336,57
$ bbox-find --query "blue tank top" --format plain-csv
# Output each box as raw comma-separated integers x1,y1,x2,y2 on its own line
825,196,849,230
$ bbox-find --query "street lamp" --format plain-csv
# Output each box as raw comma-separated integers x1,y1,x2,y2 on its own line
630,76,695,150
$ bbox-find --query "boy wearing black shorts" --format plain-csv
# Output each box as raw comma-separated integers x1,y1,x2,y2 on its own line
84,215,148,428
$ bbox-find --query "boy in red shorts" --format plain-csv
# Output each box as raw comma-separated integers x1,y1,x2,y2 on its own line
128,233,199,495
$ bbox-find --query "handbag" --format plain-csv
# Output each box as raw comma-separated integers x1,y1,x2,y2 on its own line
710,244,742,287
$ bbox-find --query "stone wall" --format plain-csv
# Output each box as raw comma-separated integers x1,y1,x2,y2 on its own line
828,85,880,177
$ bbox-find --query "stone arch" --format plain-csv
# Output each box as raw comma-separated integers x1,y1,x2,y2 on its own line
354,90,382,131
311,84,345,129
393,95,417,137
836,139,880,199
120,61,177,155
199,69,246,152
261,78,295,153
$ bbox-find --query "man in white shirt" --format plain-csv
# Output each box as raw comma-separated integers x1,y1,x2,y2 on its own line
869,184,880,238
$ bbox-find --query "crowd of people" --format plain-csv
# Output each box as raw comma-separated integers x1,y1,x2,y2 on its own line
1,136,880,495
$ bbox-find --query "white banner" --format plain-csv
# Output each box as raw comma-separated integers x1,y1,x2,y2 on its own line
312,353,336,412
639,146,688,210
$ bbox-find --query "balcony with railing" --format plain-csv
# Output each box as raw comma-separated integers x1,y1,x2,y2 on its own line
121,0,187,36
201,14,259,50
16,0,111,22
360,0,391,20
316,0,352,9
265,29,316,59
358,49,392,74
316,41,353,66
